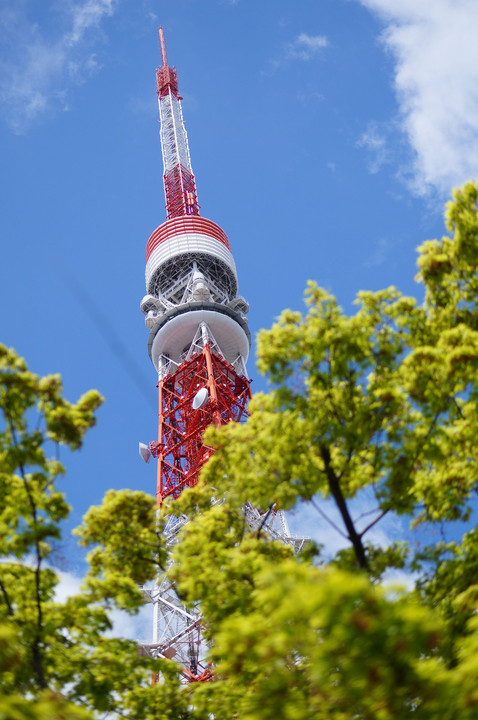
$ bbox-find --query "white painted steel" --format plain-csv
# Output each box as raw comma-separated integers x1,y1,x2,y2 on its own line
159,94,193,173
145,232,237,293
150,576,206,676
150,311,250,370
145,506,309,677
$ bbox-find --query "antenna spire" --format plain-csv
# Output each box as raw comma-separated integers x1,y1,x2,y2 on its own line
156,27,178,98
155,27,199,219
158,26,168,68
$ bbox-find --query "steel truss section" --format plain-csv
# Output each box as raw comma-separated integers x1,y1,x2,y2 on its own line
146,505,309,683
149,341,250,682
163,164,200,219
159,93,193,173
152,578,208,680
156,343,251,504
243,503,309,554
158,90,200,219
147,338,308,682
156,64,178,99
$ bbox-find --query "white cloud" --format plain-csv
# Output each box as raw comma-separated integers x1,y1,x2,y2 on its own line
54,568,83,602
267,32,329,73
358,0,478,195
382,567,418,593
0,0,118,133
109,603,152,643
357,123,391,174
67,0,117,46
55,568,153,642
286,33,329,61
288,500,350,558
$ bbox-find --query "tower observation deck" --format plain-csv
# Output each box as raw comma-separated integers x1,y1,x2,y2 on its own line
140,28,305,682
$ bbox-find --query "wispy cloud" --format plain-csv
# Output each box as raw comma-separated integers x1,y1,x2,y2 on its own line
358,0,478,196
362,236,393,269
286,33,329,61
357,123,391,174
0,0,118,133
297,89,325,104
267,32,329,72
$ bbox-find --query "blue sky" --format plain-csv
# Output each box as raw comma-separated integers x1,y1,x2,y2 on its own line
1,0,478,583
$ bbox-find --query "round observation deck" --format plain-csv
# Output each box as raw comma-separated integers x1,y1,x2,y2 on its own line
148,301,251,371
145,216,238,299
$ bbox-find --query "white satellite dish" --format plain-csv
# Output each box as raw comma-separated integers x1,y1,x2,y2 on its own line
192,387,209,410
139,442,151,464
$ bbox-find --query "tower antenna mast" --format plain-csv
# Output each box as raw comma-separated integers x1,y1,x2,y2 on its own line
155,27,199,219
140,25,252,681
139,27,305,683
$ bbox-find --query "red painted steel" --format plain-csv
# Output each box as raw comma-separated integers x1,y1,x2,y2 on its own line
153,663,213,686
164,164,200,219
159,26,168,67
156,344,250,507
156,27,179,98
156,65,179,98
145,216,231,261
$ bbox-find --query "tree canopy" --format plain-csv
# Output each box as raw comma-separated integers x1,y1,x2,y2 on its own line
2,182,478,718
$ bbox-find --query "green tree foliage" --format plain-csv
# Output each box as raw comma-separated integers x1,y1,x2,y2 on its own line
3,182,478,718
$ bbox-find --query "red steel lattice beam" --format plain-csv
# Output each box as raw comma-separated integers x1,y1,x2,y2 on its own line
156,345,250,507
164,164,200,219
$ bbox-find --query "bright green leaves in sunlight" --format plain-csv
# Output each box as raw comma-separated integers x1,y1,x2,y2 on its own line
0,344,103,569
76,489,163,610
417,182,478,326
194,564,451,720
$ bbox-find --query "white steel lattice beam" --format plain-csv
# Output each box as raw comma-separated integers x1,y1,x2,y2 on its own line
159,93,193,174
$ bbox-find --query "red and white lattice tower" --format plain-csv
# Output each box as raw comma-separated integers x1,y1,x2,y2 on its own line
140,28,305,682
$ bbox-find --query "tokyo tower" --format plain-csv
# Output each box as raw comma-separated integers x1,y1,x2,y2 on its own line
139,28,305,682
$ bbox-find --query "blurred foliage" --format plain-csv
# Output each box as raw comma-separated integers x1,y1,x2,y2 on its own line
3,183,478,718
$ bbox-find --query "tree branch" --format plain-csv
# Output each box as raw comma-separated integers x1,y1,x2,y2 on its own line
359,508,390,538
320,445,369,570
257,503,275,539
7,414,47,689
0,577,14,617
